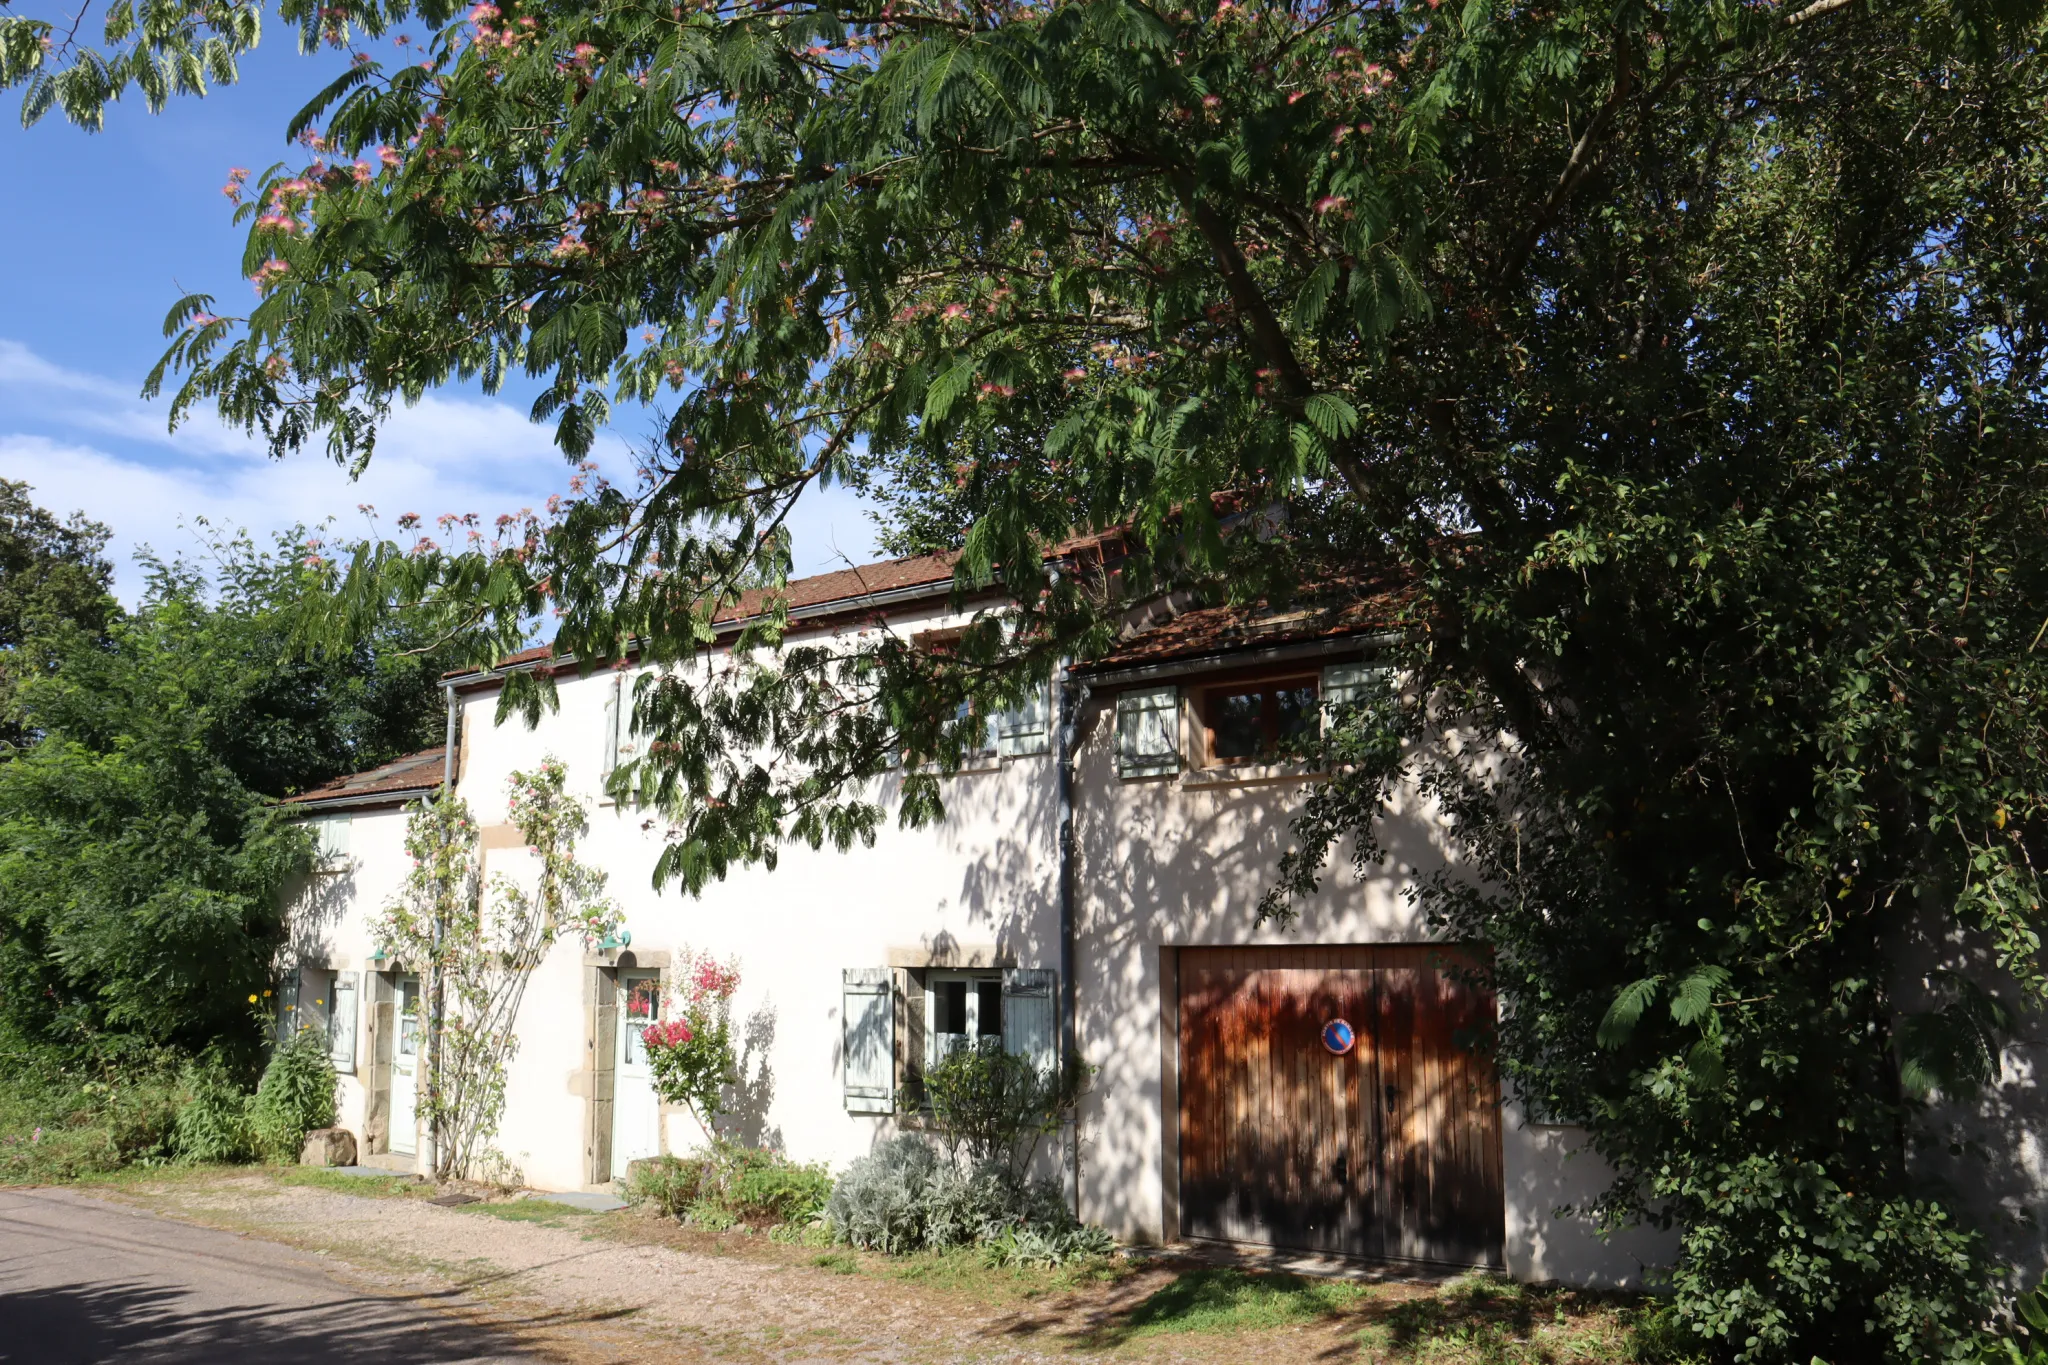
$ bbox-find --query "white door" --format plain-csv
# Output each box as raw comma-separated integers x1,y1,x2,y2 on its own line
613,971,662,1166
390,975,420,1157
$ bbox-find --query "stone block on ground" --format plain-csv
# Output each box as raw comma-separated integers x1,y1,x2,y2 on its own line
299,1127,358,1167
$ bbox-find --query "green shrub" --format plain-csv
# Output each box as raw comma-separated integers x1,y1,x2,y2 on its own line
625,1152,707,1218
172,1057,255,1163
923,1039,1085,1178
248,1029,337,1163
0,1059,180,1183
706,1141,832,1226
827,1134,942,1254
826,1134,1112,1264
627,1141,831,1229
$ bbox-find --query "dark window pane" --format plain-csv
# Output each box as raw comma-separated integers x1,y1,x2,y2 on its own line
1276,685,1318,745
977,981,1003,1037
936,980,968,1034
1210,690,1264,760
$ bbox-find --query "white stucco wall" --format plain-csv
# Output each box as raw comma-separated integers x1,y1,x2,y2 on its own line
281,804,418,1146
280,602,1665,1286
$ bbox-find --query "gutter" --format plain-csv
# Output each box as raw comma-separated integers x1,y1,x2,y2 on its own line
1072,631,1397,690
281,788,441,816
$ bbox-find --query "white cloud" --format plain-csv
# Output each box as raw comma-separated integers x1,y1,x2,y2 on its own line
0,340,882,604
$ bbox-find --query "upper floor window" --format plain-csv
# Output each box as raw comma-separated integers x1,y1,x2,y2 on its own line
1195,674,1320,766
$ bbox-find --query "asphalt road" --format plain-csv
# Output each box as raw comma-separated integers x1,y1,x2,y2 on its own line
0,1187,545,1364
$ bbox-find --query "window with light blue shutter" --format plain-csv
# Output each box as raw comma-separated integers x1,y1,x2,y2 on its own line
842,968,896,1114
1320,661,1391,731
1001,969,1058,1076
601,679,622,780
1115,686,1180,778
994,682,1051,757
330,971,359,1075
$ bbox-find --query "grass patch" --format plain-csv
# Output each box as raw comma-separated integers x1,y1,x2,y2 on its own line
452,1198,602,1224
275,1167,419,1199
1116,1267,1375,1337
810,1250,860,1274
880,1243,1137,1303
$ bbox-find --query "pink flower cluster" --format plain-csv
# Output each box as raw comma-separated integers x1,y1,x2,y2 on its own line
641,1018,695,1050
684,954,740,1006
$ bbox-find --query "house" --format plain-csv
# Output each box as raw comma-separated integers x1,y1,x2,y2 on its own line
280,549,1685,1286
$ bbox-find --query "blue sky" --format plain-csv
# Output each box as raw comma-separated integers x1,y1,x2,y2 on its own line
0,36,878,601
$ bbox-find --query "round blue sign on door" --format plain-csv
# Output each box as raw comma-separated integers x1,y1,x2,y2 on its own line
1321,1019,1356,1055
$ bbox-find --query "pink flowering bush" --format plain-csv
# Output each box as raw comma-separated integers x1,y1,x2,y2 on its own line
640,950,740,1136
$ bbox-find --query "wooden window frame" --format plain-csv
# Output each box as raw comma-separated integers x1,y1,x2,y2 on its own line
1191,671,1322,769
924,969,1004,1070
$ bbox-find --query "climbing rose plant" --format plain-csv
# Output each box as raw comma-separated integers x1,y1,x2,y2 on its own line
373,758,619,1180
640,951,740,1141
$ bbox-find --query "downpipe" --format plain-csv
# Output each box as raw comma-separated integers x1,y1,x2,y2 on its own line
422,683,459,1178
1055,668,1092,1218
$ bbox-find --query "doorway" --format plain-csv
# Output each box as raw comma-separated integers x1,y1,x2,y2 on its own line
389,974,421,1157
1176,946,1504,1267
612,969,663,1168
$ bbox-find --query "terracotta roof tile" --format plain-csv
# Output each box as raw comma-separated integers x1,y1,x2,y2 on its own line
281,747,446,807
1077,572,1413,672
453,552,968,679
712,551,961,623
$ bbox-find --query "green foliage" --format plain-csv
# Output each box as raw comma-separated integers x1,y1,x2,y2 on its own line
826,1133,1105,1263
0,479,114,754
0,1051,181,1183
248,1026,337,1163
624,1141,831,1228
1965,1283,2048,1364
373,765,618,1180
170,1056,255,1164
14,0,2048,1354
624,1152,702,1220
922,1038,1086,1179
0,524,458,1066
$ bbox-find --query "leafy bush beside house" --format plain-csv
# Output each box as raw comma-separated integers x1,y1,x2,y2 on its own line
0,514,457,1073
826,1044,1110,1266
624,1142,832,1229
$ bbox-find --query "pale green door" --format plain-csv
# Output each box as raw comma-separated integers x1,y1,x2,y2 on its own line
390,975,420,1156
612,971,662,1166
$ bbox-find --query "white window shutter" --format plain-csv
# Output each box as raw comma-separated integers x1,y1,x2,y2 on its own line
842,968,896,1114
1115,686,1180,778
1001,969,1058,1076
275,968,301,1045
601,679,621,780
1321,662,1389,730
330,971,359,1074
995,683,1051,758
316,816,351,867
615,674,640,765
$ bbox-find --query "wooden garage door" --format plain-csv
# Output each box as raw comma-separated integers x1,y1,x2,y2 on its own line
1178,946,1504,1267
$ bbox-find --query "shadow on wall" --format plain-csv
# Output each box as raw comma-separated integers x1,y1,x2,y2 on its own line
718,1002,784,1152
1503,1116,1677,1290
1893,905,2048,1284
285,865,359,969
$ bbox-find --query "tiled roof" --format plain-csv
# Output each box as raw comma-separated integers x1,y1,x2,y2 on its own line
281,747,446,807
1077,573,1413,672
715,551,963,622
460,552,967,676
